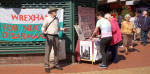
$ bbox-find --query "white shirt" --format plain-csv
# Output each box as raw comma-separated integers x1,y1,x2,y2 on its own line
130,17,135,23
130,17,137,28
41,15,59,35
96,18,112,38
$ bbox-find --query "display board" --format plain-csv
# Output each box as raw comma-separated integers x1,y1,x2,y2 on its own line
78,7,95,39
74,25,85,40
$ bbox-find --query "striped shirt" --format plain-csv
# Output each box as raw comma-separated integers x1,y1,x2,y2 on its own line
96,18,112,38
41,15,59,35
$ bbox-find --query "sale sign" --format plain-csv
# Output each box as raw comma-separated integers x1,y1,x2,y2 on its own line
0,8,64,41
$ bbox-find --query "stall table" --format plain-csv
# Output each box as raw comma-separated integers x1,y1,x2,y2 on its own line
75,38,102,64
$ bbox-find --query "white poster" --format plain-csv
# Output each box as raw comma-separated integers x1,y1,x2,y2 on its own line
80,41,93,60
80,39,102,62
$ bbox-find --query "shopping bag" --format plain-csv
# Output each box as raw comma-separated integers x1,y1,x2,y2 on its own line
49,40,66,61
58,40,66,60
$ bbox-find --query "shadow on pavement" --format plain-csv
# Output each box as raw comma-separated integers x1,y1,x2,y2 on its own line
59,53,73,68
117,54,126,62
119,48,140,53
128,48,140,53
133,43,138,47
147,41,150,44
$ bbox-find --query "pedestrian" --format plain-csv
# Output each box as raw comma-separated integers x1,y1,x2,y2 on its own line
41,6,67,73
90,11,112,68
130,12,136,42
132,12,141,41
138,11,150,46
129,12,139,48
121,14,136,55
105,13,122,63
118,12,122,28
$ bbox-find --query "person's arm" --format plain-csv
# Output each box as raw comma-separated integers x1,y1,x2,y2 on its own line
121,22,125,34
41,18,48,34
133,22,136,32
90,27,99,40
131,22,136,33
148,17,150,30
60,28,69,31
91,27,99,37
111,19,117,33
58,20,69,31
137,17,142,28
90,20,100,40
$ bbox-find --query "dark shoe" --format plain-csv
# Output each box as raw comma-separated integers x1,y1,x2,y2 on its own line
99,64,108,68
45,68,50,73
141,42,147,46
113,60,118,64
142,43,146,46
53,65,63,70
125,52,128,55
111,58,118,64
143,43,146,46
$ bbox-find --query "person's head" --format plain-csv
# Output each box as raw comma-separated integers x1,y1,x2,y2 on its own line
96,11,104,20
130,12,135,17
104,13,112,21
48,6,58,17
143,10,148,16
124,14,131,21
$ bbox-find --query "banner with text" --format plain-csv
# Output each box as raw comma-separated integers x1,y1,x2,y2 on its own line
0,8,64,41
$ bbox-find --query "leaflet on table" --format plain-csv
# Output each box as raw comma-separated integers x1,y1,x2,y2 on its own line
86,38,100,42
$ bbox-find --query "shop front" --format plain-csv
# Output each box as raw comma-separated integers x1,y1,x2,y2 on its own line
0,0,97,63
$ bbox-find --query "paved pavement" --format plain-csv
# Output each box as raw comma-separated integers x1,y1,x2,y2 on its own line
0,40,150,74
71,66,150,74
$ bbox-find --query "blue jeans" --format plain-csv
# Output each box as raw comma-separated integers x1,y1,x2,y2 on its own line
109,43,119,62
141,30,148,44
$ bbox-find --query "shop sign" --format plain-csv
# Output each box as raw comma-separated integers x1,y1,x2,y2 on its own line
126,1,134,5
107,0,117,3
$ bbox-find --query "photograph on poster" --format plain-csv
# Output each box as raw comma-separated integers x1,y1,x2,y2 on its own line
80,41,92,60
80,45,90,59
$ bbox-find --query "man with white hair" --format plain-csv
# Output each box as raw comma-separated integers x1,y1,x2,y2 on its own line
138,10,150,46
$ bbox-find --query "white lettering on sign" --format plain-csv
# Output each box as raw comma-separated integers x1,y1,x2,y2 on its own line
126,1,134,5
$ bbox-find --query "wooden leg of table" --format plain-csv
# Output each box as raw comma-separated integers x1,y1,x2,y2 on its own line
92,54,94,64
78,62,80,64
